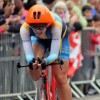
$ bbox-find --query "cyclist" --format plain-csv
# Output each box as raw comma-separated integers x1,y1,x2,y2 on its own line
20,4,72,100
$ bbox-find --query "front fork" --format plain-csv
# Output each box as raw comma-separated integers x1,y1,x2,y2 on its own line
40,71,51,100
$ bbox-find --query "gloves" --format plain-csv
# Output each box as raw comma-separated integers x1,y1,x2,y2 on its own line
36,57,47,70
41,59,47,70
29,62,33,70
28,58,47,70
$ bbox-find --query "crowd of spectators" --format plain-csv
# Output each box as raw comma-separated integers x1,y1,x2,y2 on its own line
0,0,100,95
0,0,36,33
0,0,99,34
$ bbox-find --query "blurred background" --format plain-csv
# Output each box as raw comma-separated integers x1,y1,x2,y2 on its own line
0,0,100,100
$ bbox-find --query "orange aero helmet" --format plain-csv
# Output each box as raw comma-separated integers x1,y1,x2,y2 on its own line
25,4,54,26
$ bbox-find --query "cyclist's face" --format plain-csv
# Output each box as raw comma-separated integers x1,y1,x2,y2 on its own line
33,28,47,37
30,23,47,37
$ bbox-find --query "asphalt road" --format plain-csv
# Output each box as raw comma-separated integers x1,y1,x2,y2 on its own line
73,94,100,100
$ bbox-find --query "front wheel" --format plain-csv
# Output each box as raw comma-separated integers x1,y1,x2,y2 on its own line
39,76,51,100
40,83,48,100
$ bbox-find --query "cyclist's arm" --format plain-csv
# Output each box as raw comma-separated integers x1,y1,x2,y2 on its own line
45,26,62,64
20,23,34,63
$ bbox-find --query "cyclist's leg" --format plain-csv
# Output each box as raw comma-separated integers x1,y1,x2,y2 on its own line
52,36,72,100
52,60,72,100
27,37,45,81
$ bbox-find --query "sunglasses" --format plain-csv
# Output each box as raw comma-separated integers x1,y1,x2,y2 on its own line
30,23,47,30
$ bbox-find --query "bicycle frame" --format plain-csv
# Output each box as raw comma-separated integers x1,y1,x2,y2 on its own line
40,66,57,100
51,72,57,100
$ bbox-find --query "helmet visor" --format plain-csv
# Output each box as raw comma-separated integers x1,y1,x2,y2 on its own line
30,23,47,30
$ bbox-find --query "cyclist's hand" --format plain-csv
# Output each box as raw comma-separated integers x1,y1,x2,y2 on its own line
31,58,47,70
32,59,42,69
32,60,39,68
39,59,47,70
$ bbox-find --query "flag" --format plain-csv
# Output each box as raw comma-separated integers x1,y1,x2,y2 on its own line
67,31,83,77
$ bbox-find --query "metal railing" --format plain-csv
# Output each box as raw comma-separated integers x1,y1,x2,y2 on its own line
0,32,36,100
70,27,100,98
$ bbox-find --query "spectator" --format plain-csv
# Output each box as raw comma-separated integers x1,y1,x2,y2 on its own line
23,0,36,10
66,0,87,27
82,5,94,27
52,1,70,24
0,0,10,33
71,0,81,7
0,0,4,15
7,0,28,33
82,5,92,19
88,0,100,13
66,1,79,28
0,23,9,33
93,13,100,34
42,0,56,10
